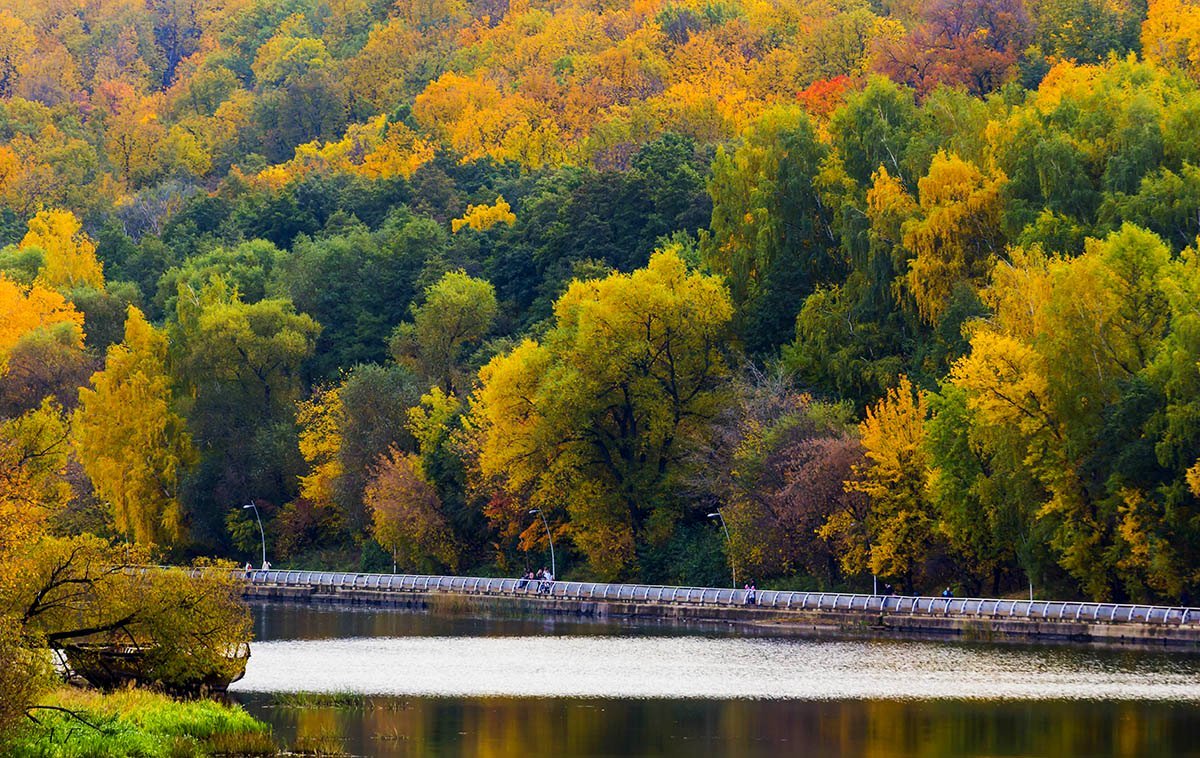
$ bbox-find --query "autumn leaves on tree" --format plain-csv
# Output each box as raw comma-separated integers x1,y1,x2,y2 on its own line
472,250,732,579
3,0,1200,620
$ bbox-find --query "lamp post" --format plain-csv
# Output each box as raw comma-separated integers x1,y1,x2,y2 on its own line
242,502,266,569
707,510,736,587
529,508,555,577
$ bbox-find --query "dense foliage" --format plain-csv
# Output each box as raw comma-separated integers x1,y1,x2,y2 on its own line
2,0,1200,625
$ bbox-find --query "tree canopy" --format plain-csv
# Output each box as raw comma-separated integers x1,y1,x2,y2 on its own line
4,0,1200,668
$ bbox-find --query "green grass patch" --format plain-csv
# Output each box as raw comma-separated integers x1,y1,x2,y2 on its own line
7,687,275,757
289,732,351,756
270,692,369,710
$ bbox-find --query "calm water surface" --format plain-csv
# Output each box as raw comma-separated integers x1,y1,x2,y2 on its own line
229,603,1200,756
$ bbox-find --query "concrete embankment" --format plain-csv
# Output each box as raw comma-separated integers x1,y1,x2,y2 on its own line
243,582,1200,650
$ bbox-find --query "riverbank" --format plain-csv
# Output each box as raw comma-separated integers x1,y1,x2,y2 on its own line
7,687,275,758
243,580,1200,651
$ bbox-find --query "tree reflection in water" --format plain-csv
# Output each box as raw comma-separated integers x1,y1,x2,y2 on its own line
232,603,1200,757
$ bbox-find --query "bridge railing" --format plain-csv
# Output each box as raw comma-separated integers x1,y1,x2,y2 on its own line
223,568,1200,627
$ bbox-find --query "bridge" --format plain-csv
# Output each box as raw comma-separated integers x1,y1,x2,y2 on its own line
236,568,1200,648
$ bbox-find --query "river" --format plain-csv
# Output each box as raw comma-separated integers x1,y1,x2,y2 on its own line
229,602,1200,756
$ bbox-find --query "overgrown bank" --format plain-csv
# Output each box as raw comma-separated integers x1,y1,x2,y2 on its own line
8,688,274,758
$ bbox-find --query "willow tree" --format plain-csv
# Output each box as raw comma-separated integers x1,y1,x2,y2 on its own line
74,306,195,546
470,249,733,579
703,107,840,354
902,151,1006,324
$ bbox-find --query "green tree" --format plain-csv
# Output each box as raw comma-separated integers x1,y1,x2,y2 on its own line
170,278,319,545
274,219,432,380
155,239,282,317
951,227,1176,599
174,278,320,419
703,107,841,354
390,270,497,395
925,384,1049,595
470,249,733,579
828,77,919,190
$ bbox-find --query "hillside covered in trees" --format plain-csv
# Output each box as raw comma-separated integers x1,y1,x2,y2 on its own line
4,0,1200,613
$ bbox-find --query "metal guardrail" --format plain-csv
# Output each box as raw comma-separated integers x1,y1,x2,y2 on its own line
221,568,1200,627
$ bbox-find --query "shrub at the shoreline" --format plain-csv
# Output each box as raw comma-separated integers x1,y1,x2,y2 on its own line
7,687,275,758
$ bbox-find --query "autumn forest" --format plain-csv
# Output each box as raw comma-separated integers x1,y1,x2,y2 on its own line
3,0,1200,641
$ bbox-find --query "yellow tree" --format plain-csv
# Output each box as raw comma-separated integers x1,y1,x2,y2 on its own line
95,81,169,188
74,307,195,546
902,152,1005,324
1142,0,1200,78
0,398,70,730
6,124,103,216
867,165,918,236
406,387,460,458
20,210,104,291
413,72,557,167
346,17,431,112
0,274,84,375
295,384,344,511
0,145,24,206
0,399,70,560
451,196,516,232
825,376,937,587
0,10,33,99
13,37,81,107
359,120,435,180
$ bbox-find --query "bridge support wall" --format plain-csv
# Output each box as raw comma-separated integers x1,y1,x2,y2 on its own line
242,583,1200,649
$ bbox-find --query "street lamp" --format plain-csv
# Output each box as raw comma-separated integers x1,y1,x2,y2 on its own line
242,502,266,569
528,508,555,577
707,510,736,587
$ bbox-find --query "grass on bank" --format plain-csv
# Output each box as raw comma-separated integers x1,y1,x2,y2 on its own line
7,687,276,758
271,692,370,710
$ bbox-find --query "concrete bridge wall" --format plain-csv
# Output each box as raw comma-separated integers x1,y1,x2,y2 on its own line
240,573,1200,650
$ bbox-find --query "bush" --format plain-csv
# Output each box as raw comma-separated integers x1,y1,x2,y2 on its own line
0,617,50,746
